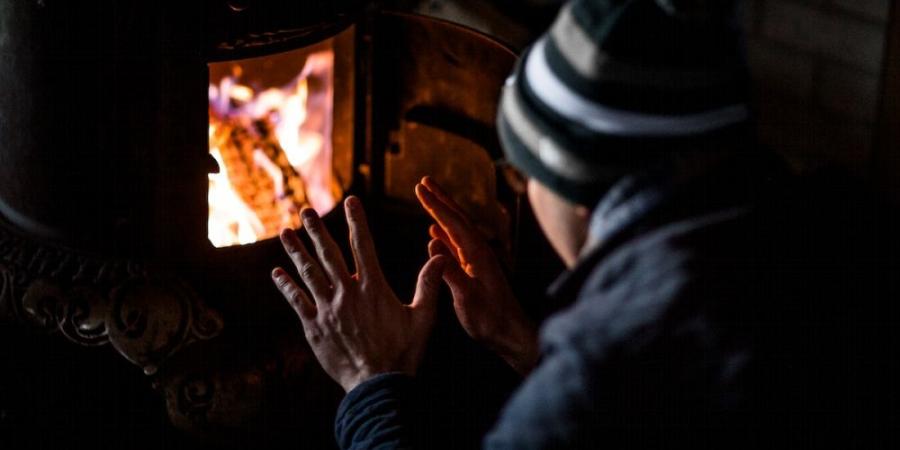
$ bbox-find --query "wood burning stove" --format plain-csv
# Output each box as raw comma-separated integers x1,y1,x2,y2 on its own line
0,1,522,447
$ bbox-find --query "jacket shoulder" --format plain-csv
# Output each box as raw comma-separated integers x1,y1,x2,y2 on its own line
541,206,755,360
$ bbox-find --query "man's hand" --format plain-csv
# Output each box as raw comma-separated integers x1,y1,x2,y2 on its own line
415,177,539,375
272,196,446,393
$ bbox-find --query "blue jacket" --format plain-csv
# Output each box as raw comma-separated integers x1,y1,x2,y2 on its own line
335,155,900,449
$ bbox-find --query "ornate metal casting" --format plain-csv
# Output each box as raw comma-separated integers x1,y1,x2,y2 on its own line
0,220,224,376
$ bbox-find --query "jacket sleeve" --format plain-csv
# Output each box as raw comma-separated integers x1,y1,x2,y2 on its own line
334,373,417,450
333,352,598,450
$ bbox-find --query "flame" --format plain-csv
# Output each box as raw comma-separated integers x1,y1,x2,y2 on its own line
228,84,255,103
275,79,317,167
208,143,266,247
208,50,337,248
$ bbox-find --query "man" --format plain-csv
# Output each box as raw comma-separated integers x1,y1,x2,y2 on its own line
271,0,899,448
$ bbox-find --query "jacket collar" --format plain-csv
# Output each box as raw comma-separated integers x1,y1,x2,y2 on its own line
546,167,674,305
546,152,784,306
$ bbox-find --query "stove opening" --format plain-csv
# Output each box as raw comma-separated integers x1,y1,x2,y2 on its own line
207,35,347,248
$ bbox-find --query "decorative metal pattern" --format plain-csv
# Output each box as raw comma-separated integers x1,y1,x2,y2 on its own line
0,220,223,376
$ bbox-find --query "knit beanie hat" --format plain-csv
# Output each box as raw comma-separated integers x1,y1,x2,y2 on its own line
498,0,751,206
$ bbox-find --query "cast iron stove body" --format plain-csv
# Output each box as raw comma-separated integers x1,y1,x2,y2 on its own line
0,1,522,447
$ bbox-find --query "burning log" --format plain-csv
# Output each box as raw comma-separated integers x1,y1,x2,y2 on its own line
207,50,337,248
209,114,309,241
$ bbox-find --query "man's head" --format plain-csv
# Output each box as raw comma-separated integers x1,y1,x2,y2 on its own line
497,0,749,266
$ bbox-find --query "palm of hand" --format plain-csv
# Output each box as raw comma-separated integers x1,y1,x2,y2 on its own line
272,197,445,392
416,177,539,375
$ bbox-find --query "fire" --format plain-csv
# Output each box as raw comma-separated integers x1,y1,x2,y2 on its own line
208,50,338,248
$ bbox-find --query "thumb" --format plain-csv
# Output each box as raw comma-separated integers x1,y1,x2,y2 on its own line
410,255,446,334
440,258,472,308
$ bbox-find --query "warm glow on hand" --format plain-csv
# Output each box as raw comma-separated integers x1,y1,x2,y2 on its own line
416,177,539,376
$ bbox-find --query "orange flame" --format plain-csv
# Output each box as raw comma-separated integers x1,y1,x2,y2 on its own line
208,50,337,248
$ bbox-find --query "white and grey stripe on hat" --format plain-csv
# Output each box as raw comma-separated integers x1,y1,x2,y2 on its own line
497,0,751,205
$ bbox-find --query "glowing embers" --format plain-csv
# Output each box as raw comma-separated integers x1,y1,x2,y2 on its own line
208,47,339,247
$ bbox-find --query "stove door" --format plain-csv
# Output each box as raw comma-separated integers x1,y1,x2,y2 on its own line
205,0,367,62
369,12,519,247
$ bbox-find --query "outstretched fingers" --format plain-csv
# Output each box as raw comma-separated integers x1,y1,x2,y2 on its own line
428,238,472,305
271,267,317,319
300,209,352,288
410,255,446,335
428,223,452,246
345,196,385,285
421,176,468,219
428,234,460,264
280,228,332,302
415,182,479,253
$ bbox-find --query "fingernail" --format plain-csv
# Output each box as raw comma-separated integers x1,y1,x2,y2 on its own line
272,268,284,279
301,208,317,222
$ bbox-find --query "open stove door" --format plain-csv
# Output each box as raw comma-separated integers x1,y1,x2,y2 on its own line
369,12,518,248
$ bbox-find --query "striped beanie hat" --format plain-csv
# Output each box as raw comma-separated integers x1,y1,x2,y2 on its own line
498,0,751,206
